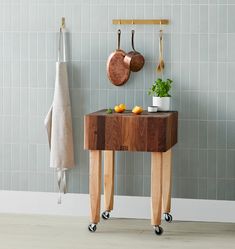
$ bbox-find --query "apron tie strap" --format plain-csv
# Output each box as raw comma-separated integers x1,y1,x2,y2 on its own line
57,169,67,204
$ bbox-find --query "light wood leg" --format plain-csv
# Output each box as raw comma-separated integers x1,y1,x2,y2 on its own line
89,150,102,224
151,152,163,226
162,149,172,214
104,150,115,211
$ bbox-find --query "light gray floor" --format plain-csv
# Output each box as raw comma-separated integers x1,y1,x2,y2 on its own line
0,214,234,249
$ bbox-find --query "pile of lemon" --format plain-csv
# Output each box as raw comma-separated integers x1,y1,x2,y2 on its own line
114,103,126,113
113,104,143,114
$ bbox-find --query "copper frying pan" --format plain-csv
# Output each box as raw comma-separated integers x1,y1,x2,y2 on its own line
107,29,130,86
124,30,145,72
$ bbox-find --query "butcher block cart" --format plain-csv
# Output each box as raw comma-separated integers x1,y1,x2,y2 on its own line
84,110,178,235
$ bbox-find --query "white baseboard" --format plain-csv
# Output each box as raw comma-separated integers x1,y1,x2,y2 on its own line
0,190,234,223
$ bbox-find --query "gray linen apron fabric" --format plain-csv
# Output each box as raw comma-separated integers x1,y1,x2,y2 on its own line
44,27,75,204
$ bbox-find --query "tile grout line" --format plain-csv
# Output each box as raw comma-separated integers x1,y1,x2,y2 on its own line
205,2,209,199
225,0,229,199
216,1,219,200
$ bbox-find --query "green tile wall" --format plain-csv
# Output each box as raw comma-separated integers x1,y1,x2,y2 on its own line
0,0,235,200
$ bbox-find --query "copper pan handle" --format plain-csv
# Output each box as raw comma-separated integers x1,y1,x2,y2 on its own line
131,29,136,52
117,29,121,50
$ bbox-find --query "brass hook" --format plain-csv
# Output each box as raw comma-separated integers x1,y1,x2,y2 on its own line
159,29,163,40
159,20,163,38
61,17,65,29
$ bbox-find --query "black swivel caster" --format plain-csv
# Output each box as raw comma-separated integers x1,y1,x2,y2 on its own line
154,225,164,235
101,211,110,220
88,223,97,232
164,213,173,223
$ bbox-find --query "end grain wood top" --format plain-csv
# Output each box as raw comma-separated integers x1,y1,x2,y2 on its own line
84,110,178,152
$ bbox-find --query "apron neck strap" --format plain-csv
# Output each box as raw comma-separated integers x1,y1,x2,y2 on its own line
58,28,66,62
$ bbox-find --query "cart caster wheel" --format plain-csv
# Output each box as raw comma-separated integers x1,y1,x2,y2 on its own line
164,213,173,223
102,211,110,220
154,225,163,235
88,224,97,232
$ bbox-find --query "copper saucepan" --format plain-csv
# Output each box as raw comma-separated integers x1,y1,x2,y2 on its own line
107,29,130,86
124,30,145,72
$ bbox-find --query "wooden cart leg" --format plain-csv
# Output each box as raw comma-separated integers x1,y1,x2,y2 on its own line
151,152,163,231
162,149,172,214
104,150,115,212
89,150,102,226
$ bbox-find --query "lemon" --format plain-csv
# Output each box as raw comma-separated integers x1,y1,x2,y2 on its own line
119,103,126,111
114,104,126,113
132,106,143,114
114,105,121,113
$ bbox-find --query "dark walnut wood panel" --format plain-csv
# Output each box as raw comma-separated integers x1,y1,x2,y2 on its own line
84,110,178,152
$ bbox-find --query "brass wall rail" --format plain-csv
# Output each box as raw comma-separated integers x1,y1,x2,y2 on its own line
112,19,169,25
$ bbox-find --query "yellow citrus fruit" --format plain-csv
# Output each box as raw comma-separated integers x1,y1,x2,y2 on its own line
114,105,121,113
114,104,126,113
114,106,124,113
119,103,126,111
132,106,143,114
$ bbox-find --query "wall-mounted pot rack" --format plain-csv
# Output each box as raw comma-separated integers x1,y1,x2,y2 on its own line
112,19,169,25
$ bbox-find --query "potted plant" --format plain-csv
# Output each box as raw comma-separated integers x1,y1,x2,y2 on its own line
147,78,173,111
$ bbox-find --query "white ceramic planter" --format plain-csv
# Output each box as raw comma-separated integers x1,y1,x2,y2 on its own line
152,96,170,111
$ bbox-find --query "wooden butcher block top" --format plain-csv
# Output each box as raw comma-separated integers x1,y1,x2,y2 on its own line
84,110,178,152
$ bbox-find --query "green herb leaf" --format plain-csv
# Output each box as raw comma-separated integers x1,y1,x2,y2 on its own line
147,78,173,97
106,108,113,114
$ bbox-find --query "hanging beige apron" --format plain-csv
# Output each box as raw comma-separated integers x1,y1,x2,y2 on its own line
44,27,75,204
